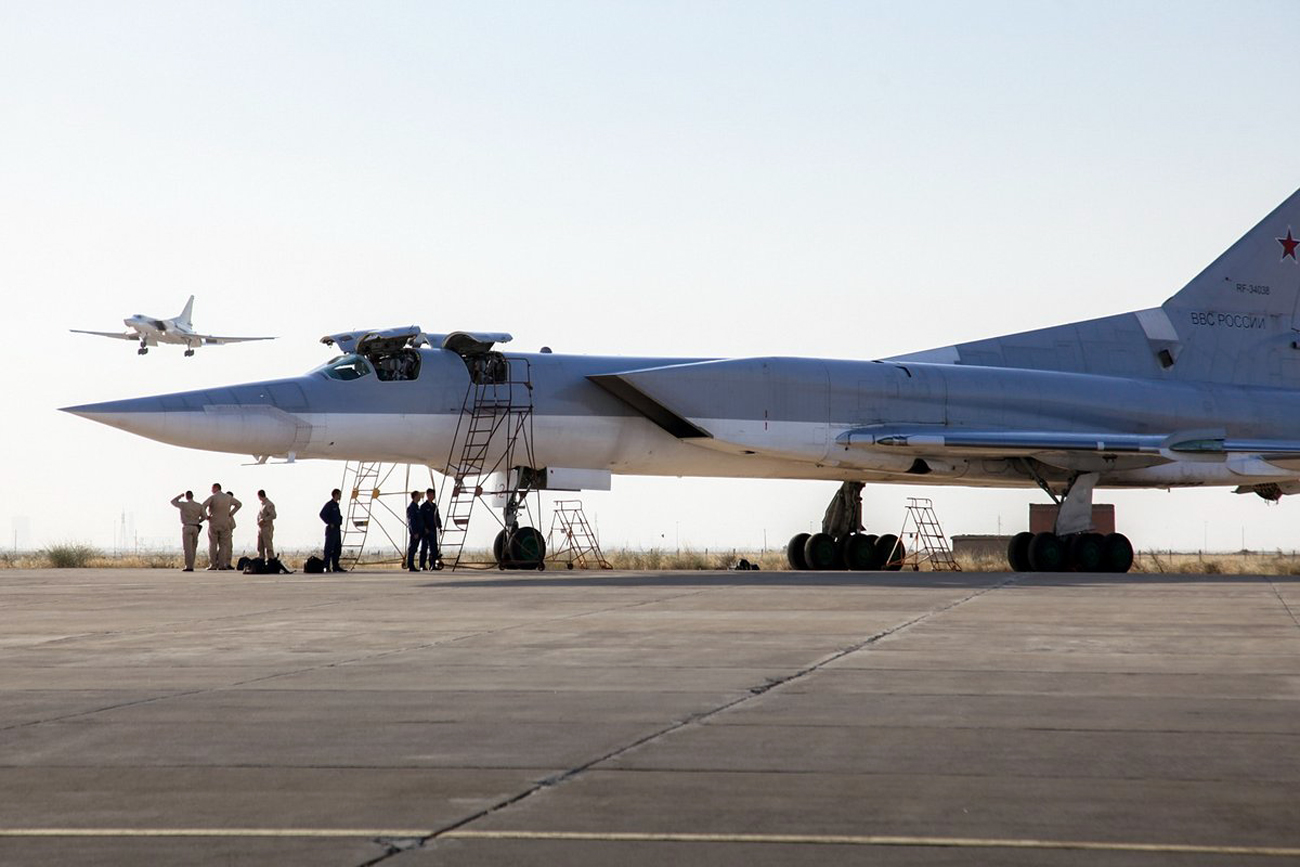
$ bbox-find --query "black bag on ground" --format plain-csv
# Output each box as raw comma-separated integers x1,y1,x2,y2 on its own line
303,555,325,574
266,557,292,574
242,557,265,575
236,555,252,572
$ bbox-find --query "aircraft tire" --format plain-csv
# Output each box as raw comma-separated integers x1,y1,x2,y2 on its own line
804,532,838,570
1027,532,1065,572
1007,532,1034,572
492,530,508,568
786,533,810,570
841,533,878,570
508,526,546,568
1102,532,1134,573
1068,532,1106,572
876,534,905,571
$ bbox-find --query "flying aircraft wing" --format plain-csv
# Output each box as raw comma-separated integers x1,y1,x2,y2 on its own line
194,334,276,345
70,329,138,340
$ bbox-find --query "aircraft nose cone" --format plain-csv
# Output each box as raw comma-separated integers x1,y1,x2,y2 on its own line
60,396,168,432
61,385,311,457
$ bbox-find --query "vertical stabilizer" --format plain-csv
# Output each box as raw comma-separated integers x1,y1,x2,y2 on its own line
1157,187,1300,384
176,295,195,330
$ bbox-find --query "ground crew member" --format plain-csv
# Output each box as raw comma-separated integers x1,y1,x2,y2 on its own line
170,490,205,571
405,490,424,572
320,488,344,572
419,486,442,570
202,483,241,570
256,489,277,561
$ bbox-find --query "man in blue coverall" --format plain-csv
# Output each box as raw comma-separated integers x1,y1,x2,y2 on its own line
419,486,442,569
320,488,344,572
405,490,424,572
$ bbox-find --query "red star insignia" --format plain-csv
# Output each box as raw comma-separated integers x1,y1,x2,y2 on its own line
1279,228,1299,260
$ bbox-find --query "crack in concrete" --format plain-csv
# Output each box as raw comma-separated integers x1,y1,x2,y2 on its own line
1266,578,1300,630
0,585,717,734
356,573,1019,865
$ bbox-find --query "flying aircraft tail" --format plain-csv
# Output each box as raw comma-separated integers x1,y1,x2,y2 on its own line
892,187,1300,387
176,295,195,330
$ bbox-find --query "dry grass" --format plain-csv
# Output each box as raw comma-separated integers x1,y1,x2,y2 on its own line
5,545,1300,574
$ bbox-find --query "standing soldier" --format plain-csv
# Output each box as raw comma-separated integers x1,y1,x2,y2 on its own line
320,488,345,572
202,483,242,570
405,490,425,572
419,486,442,570
170,490,205,572
256,489,277,562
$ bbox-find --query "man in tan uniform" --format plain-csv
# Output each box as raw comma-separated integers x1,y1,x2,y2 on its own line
202,483,241,570
256,489,277,561
170,490,205,571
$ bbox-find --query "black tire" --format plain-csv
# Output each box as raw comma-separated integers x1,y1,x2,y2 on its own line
492,530,508,567
1103,532,1134,573
876,534,904,571
1007,531,1033,572
804,532,838,570
1068,533,1105,572
1027,532,1065,572
786,533,810,570
508,526,545,567
841,533,877,571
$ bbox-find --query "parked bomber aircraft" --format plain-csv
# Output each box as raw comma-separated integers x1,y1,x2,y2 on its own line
71,296,275,356
62,189,1300,572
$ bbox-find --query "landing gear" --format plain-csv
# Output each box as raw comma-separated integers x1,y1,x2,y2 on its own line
784,483,906,571
1005,470,1134,573
184,348,195,357
137,346,148,355
493,526,546,570
1008,530,1132,573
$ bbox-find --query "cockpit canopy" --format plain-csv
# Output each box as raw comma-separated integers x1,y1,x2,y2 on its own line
314,349,421,382
316,354,372,381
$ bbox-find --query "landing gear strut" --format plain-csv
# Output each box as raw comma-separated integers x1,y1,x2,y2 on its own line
785,482,906,571
1007,471,1134,573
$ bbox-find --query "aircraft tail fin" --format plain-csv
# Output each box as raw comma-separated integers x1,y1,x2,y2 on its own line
893,187,1300,387
1156,187,1300,383
1163,188,1300,319
176,295,195,329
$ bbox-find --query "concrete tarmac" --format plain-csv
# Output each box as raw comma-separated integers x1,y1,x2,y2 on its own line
1,567,1298,866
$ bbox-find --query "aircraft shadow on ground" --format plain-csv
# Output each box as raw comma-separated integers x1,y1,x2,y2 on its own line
421,571,1300,590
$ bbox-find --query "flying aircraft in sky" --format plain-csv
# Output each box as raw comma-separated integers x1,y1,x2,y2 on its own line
71,295,275,356
62,189,1300,573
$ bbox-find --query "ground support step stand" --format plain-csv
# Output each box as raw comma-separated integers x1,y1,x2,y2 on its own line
546,500,611,570
896,497,961,572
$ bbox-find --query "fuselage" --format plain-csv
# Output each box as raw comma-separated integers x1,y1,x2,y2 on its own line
61,346,1300,491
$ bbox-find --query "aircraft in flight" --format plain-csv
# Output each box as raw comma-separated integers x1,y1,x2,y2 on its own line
63,189,1300,573
71,296,275,356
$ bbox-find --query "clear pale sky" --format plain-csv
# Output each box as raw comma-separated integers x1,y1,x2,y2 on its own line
3,1,1299,555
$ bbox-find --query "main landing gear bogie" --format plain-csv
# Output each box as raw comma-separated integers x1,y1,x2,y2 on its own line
1007,530,1133,573
785,531,906,571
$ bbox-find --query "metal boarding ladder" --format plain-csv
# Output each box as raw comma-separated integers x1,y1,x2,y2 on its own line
546,500,611,570
438,356,536,569
337,462,424,567
897,497,961,572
